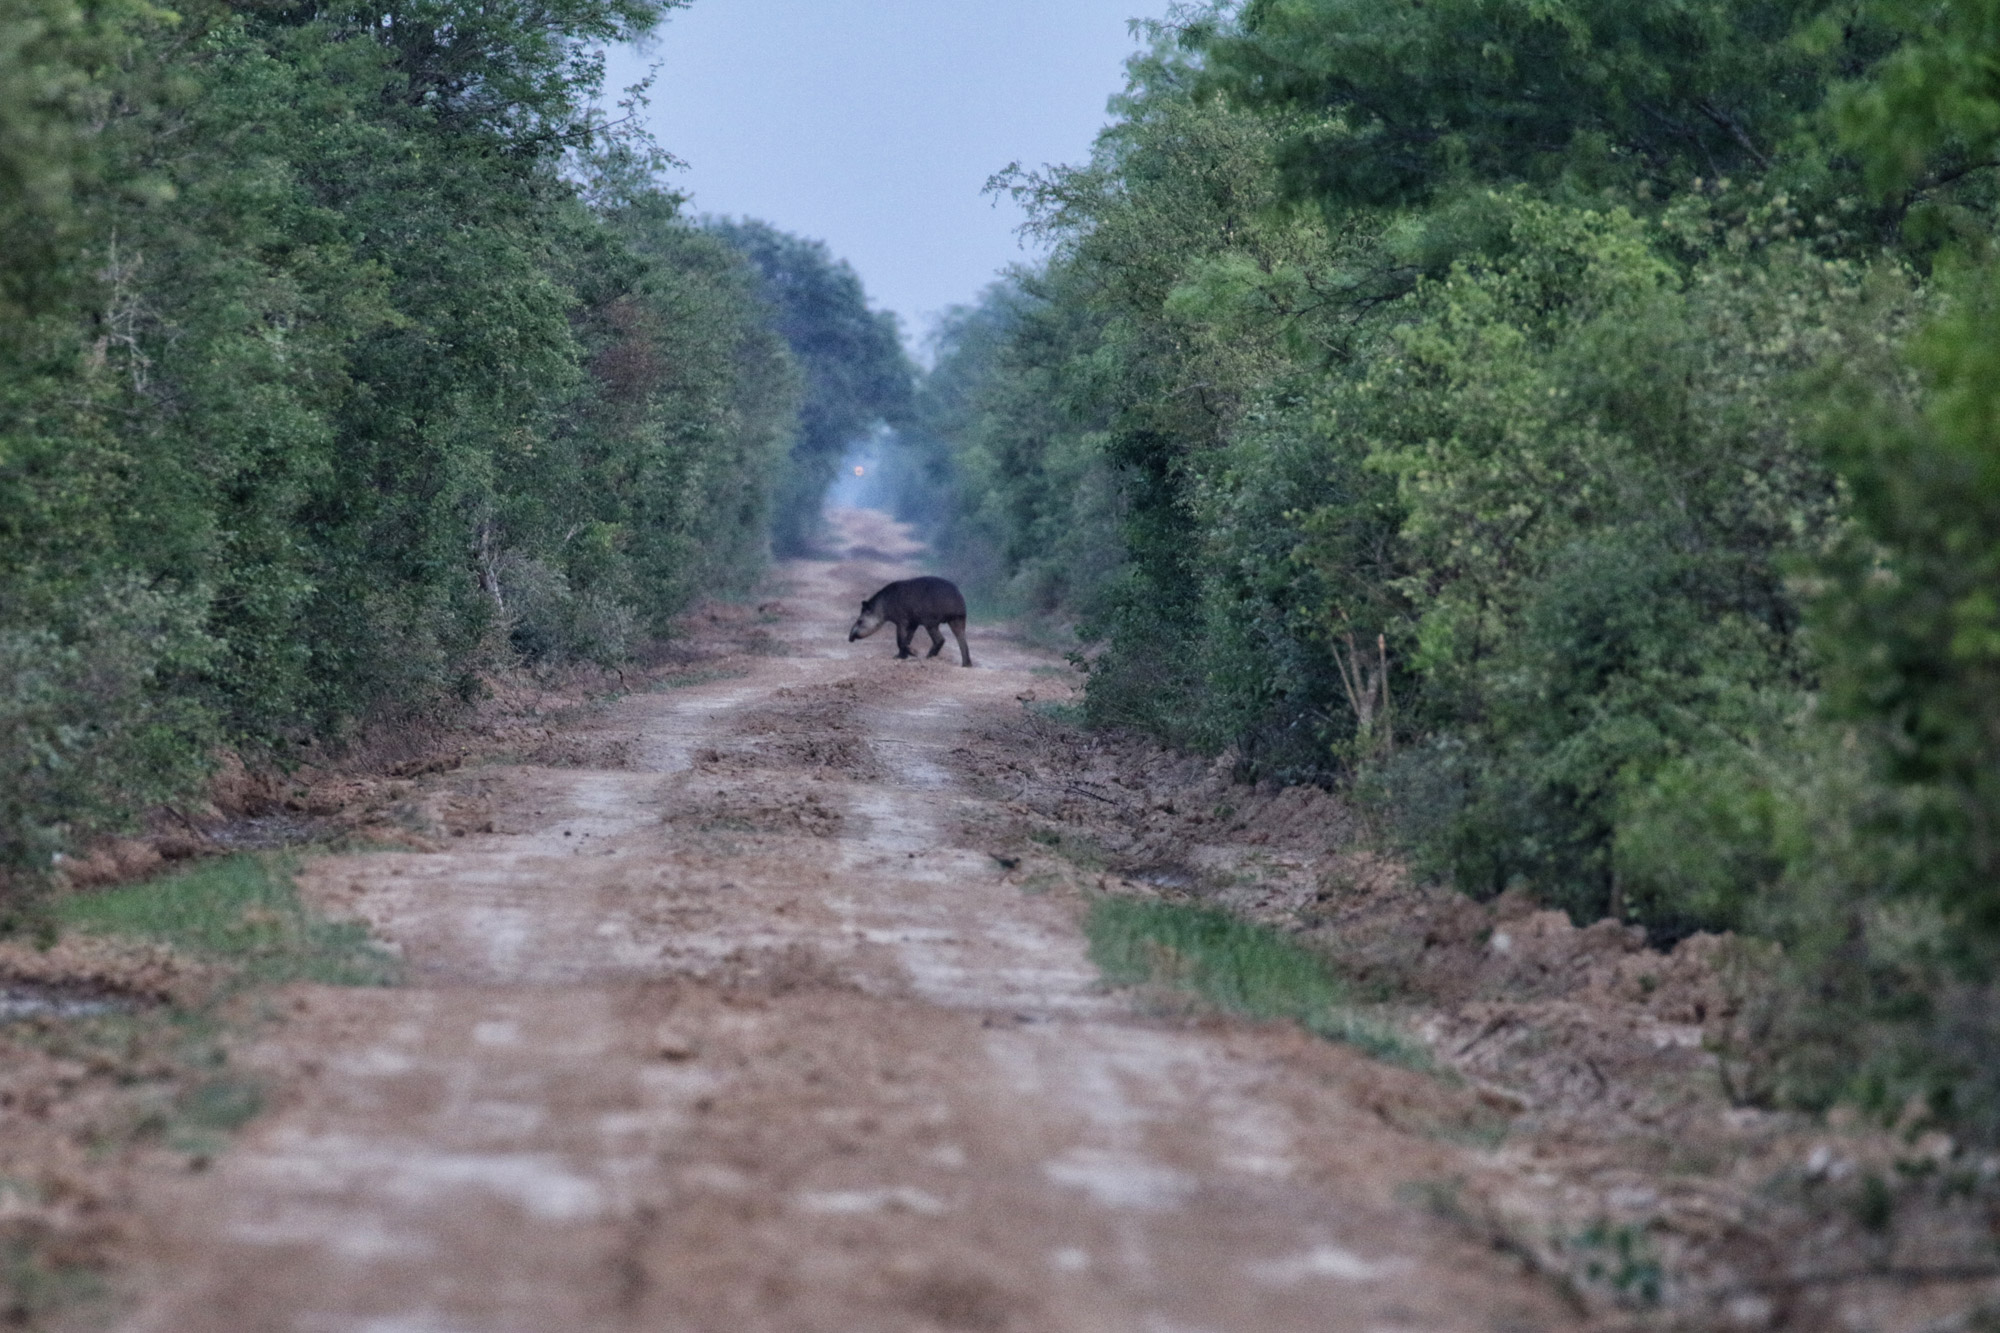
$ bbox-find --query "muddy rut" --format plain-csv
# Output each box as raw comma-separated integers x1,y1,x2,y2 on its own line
117,511,1577,1333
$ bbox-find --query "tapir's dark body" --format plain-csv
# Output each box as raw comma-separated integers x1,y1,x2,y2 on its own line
848,576,972,667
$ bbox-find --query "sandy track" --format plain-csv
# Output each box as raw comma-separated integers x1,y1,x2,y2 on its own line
116,511,1579,1333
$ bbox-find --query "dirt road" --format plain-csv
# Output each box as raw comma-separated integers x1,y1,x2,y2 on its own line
117,511,1577,1333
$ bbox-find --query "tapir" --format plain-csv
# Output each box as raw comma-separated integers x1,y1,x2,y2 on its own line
848,576,972,666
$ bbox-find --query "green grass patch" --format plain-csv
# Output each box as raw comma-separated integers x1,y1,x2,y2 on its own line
1566,1221,1665,1308
1,1005,286,1325
164,1074,266,1157
56,853,398,988
1025,698,1085,727
1084,896,1426,1067
12,1002,269,1157
1,1239,105,1329
1027,825,1106,870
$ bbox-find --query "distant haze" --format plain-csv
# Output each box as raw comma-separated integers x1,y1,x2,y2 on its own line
609,0,1175,350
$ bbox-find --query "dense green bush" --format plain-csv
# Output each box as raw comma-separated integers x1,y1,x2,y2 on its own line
935,30,1913,921
706,219,913,556
0,0,807,902
914,1,2000,1131
0,579,213,912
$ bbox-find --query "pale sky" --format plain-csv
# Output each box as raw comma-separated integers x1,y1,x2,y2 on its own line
607,0,1177,350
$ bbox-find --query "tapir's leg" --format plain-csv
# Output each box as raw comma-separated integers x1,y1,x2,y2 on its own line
948,617,972,667
894,621,915,658
924,623,947,658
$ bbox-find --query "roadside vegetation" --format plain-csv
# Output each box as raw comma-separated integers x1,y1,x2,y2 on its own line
55,853,397,987
9,0,2000,1223
0,0,908,920
707,219,915,557
888,0,2000,1142
1086,893,1419,1065
2,852,396,1326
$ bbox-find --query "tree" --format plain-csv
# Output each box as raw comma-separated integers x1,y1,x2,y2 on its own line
708,219,912,554
1195,0,1886,210
0,0,798,913
1812,0,2000,951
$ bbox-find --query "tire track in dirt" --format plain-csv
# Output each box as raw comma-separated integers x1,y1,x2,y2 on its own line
113,510,1581,1333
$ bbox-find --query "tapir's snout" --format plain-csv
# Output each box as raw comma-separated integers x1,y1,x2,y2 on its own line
848,606,885,642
